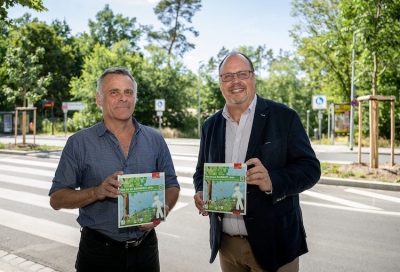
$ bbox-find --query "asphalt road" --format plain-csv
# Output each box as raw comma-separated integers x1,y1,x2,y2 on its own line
0,135,400,271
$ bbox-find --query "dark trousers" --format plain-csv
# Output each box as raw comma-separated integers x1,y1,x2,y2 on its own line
75,227,160,272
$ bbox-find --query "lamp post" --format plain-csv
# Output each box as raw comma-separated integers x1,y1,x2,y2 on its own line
307,110,310,138
197,60,204,138
349,34,356,150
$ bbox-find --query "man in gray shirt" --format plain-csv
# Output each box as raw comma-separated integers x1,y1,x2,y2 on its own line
49,67,180,272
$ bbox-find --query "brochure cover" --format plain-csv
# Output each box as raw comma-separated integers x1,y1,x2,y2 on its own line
203,163,247,215
118,172,165,228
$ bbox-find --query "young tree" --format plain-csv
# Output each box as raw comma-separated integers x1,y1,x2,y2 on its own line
340,0,400,167
147,0,201,58
340,0,400,96
290,0,353,102
8,19,83,116
87,4,142,52
2,45,51,143
2,21,52,108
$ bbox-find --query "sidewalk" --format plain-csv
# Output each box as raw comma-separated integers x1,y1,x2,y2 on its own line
0,250,57,272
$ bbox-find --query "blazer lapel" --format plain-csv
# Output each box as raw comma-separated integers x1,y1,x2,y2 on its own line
215,112,226,163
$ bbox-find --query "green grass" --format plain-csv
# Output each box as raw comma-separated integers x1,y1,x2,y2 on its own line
0,142,62,151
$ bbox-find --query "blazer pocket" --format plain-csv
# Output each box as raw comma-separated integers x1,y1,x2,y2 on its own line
259,139,286,167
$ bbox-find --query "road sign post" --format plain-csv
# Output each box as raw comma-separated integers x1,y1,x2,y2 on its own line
62,102,86,137
312,95,327,143
155,99,165,130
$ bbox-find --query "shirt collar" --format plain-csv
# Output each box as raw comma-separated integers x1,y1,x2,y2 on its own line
96,117,140,137
222,94,257,121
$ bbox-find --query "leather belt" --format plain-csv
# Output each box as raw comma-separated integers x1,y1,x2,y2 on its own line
82,227,150,249
222,232,247,239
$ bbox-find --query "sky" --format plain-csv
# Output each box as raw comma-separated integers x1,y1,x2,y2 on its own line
8,0,298,73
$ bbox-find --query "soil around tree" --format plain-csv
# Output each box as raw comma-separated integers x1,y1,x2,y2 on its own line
324,162,400,183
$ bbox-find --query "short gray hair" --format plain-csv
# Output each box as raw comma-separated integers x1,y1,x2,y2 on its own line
96,67,138,101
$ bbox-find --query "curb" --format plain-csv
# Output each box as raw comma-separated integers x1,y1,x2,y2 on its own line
0,250,57,272
319,176,400,191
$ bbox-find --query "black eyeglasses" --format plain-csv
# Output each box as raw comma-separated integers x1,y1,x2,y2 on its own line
219,70,254,82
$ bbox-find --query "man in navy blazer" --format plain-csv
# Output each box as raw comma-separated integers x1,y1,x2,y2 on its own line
193,52,320,272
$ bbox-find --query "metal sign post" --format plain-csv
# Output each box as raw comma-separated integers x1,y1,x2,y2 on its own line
62,102,86,137
62,102,68,137
155,99,165,130
312,95,327,143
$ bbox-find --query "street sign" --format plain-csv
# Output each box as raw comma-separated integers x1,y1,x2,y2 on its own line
42,100,54,108
155,99,165,111
351,99,358,107
312,95,327,110
62,102,85,111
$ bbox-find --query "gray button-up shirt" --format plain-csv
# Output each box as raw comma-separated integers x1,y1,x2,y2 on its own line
49,118,179,241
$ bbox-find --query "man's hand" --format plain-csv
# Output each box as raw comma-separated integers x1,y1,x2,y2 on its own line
246,158,272,192
194,191,209,216
94,171,123,200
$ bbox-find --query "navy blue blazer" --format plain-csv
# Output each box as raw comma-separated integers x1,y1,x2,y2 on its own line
193,95,321,272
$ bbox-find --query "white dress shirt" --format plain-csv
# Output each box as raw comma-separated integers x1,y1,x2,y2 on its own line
221,95,257,236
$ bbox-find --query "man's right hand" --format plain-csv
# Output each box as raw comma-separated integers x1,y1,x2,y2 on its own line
95,171,123,200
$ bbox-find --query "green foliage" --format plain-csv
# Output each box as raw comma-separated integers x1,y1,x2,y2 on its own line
2,44,51,107
138,46,197,129
88,4,142,52
340,0,400,96
69,42,197,130
340,170,354,178
290,0,353,103
0,3,398,141
69,41,141,127
148,0,201,57
0,0,47,25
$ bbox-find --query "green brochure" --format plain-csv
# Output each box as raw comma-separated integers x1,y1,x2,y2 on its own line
203,163,247,215
118,172,165,228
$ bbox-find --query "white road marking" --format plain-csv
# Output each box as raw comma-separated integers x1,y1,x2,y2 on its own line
0,187,78,215
302,190,382,210
301,201,400,216
172,155,198,162
0,208,80,247
175,166,195,175
0,164,54,177
345,188,400,203
171,202,189,211
0,174,51,189
0,157,59,168
178,177,193,185
179,187,195,197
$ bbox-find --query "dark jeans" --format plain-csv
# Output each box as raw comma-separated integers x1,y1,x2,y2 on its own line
75,228,159,272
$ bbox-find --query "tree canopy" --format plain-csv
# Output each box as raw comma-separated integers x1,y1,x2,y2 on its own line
0,0,47,25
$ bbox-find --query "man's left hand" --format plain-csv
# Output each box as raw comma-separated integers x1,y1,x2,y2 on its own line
246,158,272,192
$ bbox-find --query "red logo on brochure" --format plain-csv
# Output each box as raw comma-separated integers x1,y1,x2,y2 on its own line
152,172,160,178
233,163,242,169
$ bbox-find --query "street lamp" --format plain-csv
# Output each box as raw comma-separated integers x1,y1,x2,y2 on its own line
197,60,204,138
307,110,310,138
